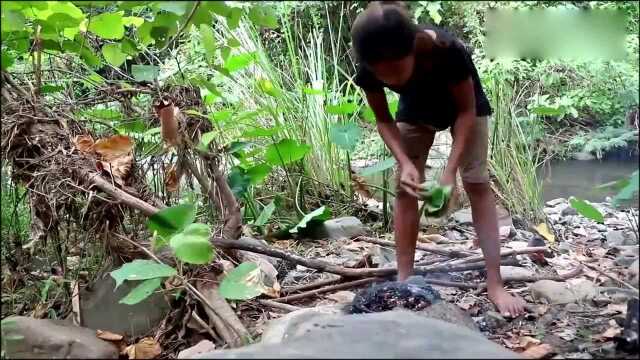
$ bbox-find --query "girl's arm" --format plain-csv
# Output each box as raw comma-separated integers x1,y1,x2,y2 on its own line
442,77,476,186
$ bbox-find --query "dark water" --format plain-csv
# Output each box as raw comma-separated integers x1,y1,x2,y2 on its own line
537,155,639,205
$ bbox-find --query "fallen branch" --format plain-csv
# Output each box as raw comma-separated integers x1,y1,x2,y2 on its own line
438,247,549,267
580,261,639,294
257,299,302,312
273,278,384,304
282,277,342,294
472,265,584,295
355,236,473,258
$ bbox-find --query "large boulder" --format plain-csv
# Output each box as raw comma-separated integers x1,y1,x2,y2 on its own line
191,310,519,359
310,217,366,240
1,316,119,359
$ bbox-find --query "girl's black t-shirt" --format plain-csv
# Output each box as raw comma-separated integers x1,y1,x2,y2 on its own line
354,24,492,130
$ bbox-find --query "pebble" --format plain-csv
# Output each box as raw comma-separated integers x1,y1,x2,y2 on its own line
572,227,588,237
615,254,638,267
484,311,507,330
177,340,216,359
627,259,639,287
546,198,567,207
606,230,626,247
561,206,579,217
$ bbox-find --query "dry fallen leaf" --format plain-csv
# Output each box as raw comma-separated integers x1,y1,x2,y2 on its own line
74,135,95,153
592,326,622,342
419,234,449,244
165,164,179,192
157,102,179,147
96,329,123,341
125,337,161,359
351,172,373,199
521,344,554,359
535,223,555,243
237,251,281,298
519,336,541,349
98,154,133,186
94,135,134,162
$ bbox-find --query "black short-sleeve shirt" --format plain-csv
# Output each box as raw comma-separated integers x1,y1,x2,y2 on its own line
354,25,492,130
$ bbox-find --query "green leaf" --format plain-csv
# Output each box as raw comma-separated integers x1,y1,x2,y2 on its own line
532,106,563,116
117,1,148,10
421,184,452,216
1,53,15,70
46,12,82,28
123,16,144,27
132,64,160,82
613,171,639,205
290,206,332,234
211,109,233,123
227,167,251,196
227,35,241,48
426,1,442,24
147,203,196,242
199,24,216,60
119,278,162,305
41,84,65,94
199,131,217,149
110,260,177,289
120,37,139,56
226,141,250,154
246,163,272,185
326,102,358,115
254,201,276,226
2,10,26,32
569,197,604,224
242,126,280,138
265,139,311,166
329,123,362,152
88,12,124,39
248,6,278,29
218,262,264,300
224,52,256,73
157,1,190,15
101,43,127,67
170,223,214,265
359,157,397,177
225,7,242,30
303,86,324,96
257,78,280,97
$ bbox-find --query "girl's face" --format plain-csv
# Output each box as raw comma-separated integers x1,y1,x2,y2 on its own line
370,53,415,88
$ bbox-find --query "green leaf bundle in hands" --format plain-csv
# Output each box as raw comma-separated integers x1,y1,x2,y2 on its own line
418,182,453,218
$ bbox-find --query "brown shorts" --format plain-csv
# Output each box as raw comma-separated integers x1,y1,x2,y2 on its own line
396,116,490,185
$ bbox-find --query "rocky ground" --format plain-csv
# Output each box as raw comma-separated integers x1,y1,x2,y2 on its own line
2,198,638,359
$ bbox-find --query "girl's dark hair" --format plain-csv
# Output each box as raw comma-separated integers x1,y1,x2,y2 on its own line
351,1,418,65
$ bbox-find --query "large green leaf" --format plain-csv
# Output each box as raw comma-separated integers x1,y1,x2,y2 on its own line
147,203,196,243
218,262,264,300
613,171,639,205
420,184,452,217
110,260,177,289
199,24,216,60
531,106,563,117
2,10,26,32
290,206,332,234
569,197,604,224
242,126,280,138
119,278,162,305
326,102,358,115
248,6,278,29
120,37,139,55
228,167,252,196
101,43,126,67
329,123,362,152
170,223,214,265
88,12,124,39
157,1,191,15
132,64,160,82
257,78,280,97
359,157,397,177
224,52,256,73
1,53,15,70
265,139,310,166
225,7,242,30
254,201,276,226
245,163,272,185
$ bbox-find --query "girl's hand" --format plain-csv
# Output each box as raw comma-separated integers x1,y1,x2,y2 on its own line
399,163,420,198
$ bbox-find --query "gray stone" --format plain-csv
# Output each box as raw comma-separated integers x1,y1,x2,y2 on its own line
417,302,478,332
517,230,535,242
529,280,576,305
312,217,366,240
614,245,640,257
606,230,631,247
178,340,216,359
1,316,119,359
573,151,596,161
561,206,578,217
568,279,598,302
500,266,535,280
484,311,507,330
615,254,638,267
259,305,347,345
545,198,567,207
452,208,473,225
627,259,639,287
80,272,170,337
194,311,519,359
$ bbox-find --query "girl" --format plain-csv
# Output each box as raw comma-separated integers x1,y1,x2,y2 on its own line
351,1,526,317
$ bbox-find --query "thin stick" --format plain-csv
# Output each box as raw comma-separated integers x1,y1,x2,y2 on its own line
191,311,223,343
581,261,639,293
354,236,473,258
274,278,384,304
257,299,302,312
444,247,549,267
282,277,342,294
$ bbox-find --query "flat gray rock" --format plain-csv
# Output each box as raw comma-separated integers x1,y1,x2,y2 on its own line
311,217,366,240
1,316,119,359
192,310,519,359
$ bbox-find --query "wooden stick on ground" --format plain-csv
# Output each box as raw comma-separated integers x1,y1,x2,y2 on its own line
580,261,639,294
355,236,474,258
440,247,549,267
472,265,585,295
274,278,385,304
282,277,342,294
257,299,302,312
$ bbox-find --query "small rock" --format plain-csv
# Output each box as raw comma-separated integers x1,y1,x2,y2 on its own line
572,227,588,237
452,208,473,225
564,303,581,312
546,198,566,207
371,245,396,268
592,295,612,307
418,302,478,332
607,230,628,247
499,226,517,239
484,311,507,330
260,305,348,344
615,254,638,267
568,279,598,302
500,266,535,279
445,230,465,241
615,245,640,257
558,241,572,254
627,259,639,287
595,224,608,232
2,316,119,359
529,280,576,305
326,291,356,304
506,241,529,250
518,230,535,242
561,206,578,217
312,217,366,240
178,340,216,359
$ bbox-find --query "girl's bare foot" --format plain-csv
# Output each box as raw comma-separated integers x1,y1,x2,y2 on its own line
487,286,526,317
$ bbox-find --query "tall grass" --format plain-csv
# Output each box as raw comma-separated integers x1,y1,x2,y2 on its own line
484,70,545,222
